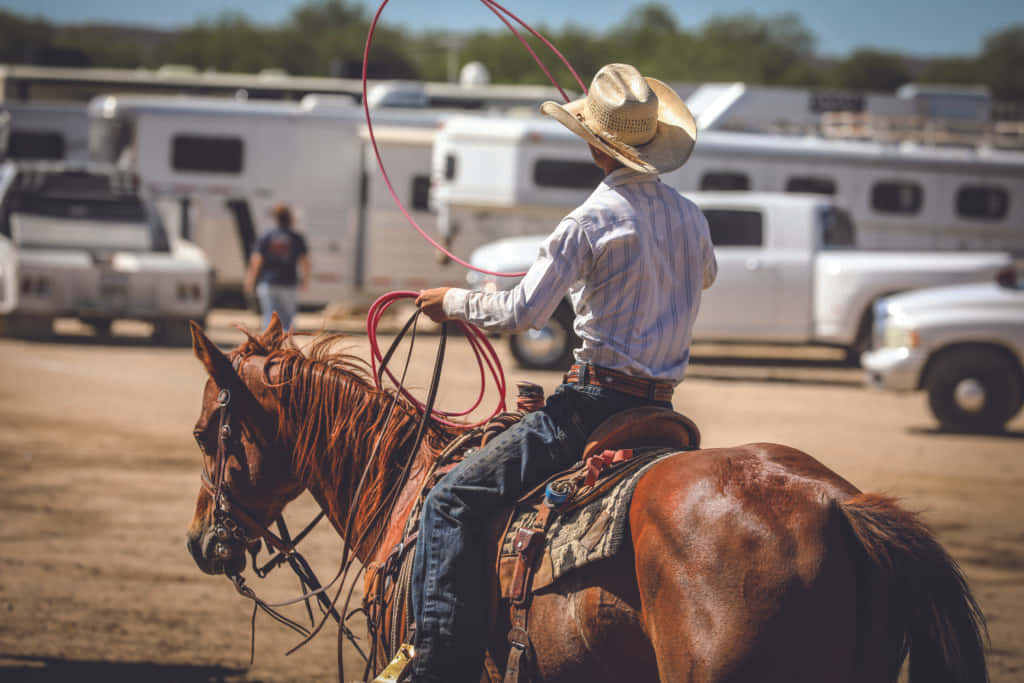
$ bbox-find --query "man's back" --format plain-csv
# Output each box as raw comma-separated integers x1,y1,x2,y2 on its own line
568,168,716,382
255,227,307,286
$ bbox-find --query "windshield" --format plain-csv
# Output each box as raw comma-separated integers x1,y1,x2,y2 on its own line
3,186,169,252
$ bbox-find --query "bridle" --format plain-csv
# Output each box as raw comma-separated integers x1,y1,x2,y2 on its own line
198,385,294,562
196,369,365,660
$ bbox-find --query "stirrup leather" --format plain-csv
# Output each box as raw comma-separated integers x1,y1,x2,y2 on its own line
372,643,416,683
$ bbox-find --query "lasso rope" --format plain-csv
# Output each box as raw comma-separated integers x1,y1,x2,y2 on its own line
361,0,587,277
361,2,588,426
367,290,507,428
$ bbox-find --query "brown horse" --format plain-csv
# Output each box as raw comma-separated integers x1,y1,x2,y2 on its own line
186,318,989,683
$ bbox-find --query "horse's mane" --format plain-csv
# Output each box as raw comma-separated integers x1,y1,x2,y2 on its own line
231,325,463,543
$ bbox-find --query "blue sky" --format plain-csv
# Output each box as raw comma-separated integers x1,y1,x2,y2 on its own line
5,0,1022,57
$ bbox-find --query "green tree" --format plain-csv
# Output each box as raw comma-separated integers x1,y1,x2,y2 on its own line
979,25,1024,100
689,13,816,84
828,49,912,91
918,57,982,87
0,10,55,64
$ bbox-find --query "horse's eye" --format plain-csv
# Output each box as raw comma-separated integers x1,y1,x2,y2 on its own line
194,431,208,456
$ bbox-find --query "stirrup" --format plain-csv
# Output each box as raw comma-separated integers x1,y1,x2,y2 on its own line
372,643,416,683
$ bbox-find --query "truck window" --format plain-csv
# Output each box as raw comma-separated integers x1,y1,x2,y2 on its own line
785,176,836,195
703,209,763,246
956,185,1008,221
700,172,750,191
444,154,456,180
533,160,604,189
818,206,856,248
871,181,922,214
9,132,65,160
172,135,244,174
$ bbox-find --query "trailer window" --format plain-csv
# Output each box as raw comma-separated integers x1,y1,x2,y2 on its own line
871,181,922,214
956,185,1008,221
703,209,763,247
786,176,836,195
444,154,456,180
411,174,431,211
700,172,750,191
533,160,604,189
8,132,65,160
172,135,244,174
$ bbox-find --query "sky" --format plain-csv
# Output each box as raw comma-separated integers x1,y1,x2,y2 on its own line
4,0,1022,58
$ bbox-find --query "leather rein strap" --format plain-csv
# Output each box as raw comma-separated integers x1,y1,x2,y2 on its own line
200,369,364,660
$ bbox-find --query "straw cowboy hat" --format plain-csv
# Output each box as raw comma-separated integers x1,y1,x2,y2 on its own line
541,63,696,174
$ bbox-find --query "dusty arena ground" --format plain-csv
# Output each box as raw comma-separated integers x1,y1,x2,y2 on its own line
1,307,1022,682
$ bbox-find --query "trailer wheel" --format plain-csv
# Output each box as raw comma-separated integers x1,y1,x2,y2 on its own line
925,348,1023,433
509,300,578,371
152,318,195,347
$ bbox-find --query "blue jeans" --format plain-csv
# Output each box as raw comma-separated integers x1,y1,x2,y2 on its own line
256,281,298,331
409,382,670,682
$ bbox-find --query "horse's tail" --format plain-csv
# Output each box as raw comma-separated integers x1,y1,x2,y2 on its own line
838,493,989,683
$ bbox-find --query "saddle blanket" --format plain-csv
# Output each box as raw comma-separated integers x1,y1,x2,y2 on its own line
498,447,681,596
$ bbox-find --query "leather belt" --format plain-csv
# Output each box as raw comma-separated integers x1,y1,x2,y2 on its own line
564,364,674,403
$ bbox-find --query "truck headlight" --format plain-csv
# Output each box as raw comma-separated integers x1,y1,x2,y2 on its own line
883,325,919,349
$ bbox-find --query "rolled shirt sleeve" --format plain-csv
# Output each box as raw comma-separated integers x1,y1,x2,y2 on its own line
442,216,590,332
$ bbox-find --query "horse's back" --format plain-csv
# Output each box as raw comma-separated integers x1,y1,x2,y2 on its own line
628,443,867,682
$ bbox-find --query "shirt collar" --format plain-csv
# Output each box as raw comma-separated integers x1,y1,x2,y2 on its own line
600,167,659,189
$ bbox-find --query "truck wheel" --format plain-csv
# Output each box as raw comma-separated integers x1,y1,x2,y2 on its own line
5,314,54,340
509,301,578,371
152,318,195,347
925,349,1023,433
83,318,112,337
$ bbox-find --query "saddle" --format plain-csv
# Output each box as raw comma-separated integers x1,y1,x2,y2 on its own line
368,404,700,683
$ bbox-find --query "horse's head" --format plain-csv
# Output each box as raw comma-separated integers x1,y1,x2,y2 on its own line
186,316,304,576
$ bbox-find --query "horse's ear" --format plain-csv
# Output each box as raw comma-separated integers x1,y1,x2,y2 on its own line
190,321,238,388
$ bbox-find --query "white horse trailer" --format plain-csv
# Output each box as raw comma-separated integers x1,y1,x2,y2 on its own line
1,102,90,163
88,94,464,308
431,114,1024,259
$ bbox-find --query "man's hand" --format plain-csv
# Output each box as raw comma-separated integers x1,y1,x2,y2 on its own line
416,287,451,323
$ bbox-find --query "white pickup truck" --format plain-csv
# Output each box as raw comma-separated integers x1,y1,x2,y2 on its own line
466,193,1014,369
0,160,212,344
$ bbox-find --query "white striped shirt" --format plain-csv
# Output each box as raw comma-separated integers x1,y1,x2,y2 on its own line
443,167,717,384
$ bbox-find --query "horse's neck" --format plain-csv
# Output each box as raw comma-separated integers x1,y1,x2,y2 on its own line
284,373,434,564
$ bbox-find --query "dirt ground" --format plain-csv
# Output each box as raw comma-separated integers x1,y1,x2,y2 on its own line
1,307,1022,682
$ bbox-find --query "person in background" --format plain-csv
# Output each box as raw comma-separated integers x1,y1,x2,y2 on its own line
404,63,716,682
244,203,311,331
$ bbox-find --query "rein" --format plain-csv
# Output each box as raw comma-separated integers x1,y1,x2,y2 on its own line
200,376,365,661
202,316,458,669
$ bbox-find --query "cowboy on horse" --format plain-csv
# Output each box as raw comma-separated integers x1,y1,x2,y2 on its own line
408,62,715,683
185,61,989,683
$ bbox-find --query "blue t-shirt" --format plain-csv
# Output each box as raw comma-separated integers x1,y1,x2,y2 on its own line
254,228,308,286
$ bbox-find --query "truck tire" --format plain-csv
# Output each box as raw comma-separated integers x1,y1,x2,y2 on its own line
83,318,112,337
509,300,579,371
925,348,1023,433
152,318,195,348
5,314,55,340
